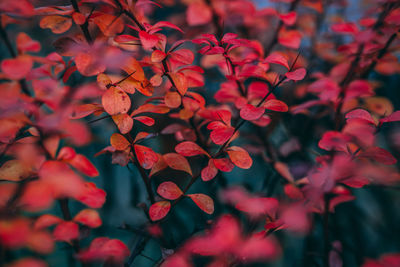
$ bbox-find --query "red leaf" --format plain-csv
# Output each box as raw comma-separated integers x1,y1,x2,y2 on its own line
380,111,400,124
1,55,33,80
163,153,192,175
149,201,171,221
236,235,280,262
358,147,397,165
331,22,358,35
210,127,234,145
201,159,218,181
186,2,212,26
278,29,302,49
169,49,194,65
236,197,279,218
53,221,79,243
157,181,183,200
134,116,155,126
279,11,297,26
69,154,99,177
285,68,306,81
73,209,102,228
0,0,34,16
34,214,62,230
345,109,375,124
175,141,209,157
318,131,351,151
187,194,214,214
240,104,265,121
79,237,130,263
263,99,288,112
16,32,41,53
39,161,85,199
151,50,167,63
227,146,253,169
139,31,159,50
102,87,131,115
264,52,289,69
152,21,184,33
213,158,235,172
134,144,158,169
76,182,106,209
110,133,130,150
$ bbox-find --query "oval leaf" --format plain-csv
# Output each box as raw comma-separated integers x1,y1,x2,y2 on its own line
157,181,183,200
188,194,214,214
149,201,171,221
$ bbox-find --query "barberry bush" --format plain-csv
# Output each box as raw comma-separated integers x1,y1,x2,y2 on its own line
1,0,400,266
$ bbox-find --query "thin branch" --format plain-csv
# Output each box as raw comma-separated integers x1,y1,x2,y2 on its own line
70,0,93,44
264,0,301,56
0,22,31,96
361,29,399,79
323,195,331,267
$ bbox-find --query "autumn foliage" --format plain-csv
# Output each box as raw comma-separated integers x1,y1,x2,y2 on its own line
0,0,400,266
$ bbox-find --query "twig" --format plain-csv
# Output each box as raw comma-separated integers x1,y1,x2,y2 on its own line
0,23,31,96
264,0,301,56
70,0,93,44
323,195,331,267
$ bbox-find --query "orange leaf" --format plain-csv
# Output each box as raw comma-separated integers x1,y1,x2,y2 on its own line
227,146,253,169
102,86,131,115
165,91,182,108
121,57,145,81
157,181,183,200
110,133,130,150
75,52,106,77
40,15,72,34
163,153,192,175
149,201,171,221
70,104,102,119
188,194,214,214
93,13,124,36
112,114,133,134
134,144,158,169
0,160,33,182
73,209,102,228
169,72,188,95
